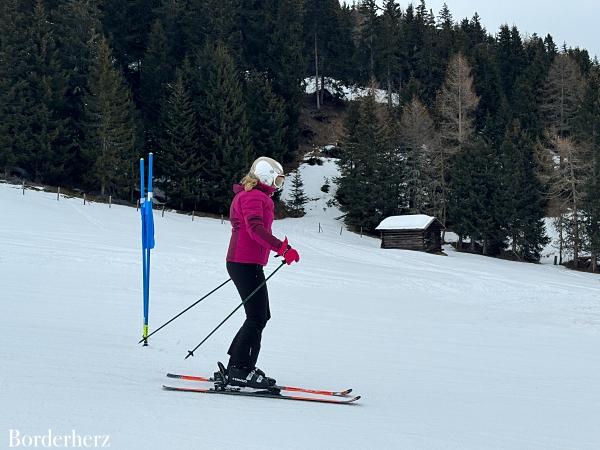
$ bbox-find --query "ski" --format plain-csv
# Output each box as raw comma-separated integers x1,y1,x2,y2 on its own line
166,372,353,397
162,384,361,404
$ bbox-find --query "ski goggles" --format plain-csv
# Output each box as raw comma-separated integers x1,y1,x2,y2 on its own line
274,175,285,189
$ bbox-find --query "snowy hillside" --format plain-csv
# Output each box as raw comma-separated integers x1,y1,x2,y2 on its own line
1,167,600,449
281,155,340,218
304,77,400,105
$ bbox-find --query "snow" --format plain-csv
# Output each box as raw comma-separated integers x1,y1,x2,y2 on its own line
2,171,600,449
280,156,341,219
444,231,461,243
304,77,400,105
376,214,436,231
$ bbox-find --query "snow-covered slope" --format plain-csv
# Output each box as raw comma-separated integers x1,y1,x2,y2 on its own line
1,172,600,449
304,77,400,105
281,156,340,218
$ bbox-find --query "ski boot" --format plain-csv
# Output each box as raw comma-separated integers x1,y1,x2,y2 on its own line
216,362,278,392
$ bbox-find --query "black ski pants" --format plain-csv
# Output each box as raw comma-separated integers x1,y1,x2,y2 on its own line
226,262,271,369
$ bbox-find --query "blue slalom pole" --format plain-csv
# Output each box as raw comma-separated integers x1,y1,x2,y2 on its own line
140,154,156,346
144,154,153,344
140,158,149,346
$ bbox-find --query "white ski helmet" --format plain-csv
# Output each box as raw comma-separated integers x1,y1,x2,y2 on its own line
250,156,285,188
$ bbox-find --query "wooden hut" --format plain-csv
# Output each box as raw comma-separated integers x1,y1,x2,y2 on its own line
375,214,444,252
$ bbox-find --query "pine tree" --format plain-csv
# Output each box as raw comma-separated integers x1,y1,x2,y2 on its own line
500,121,549,261
100,0,159,87
140,19,171,149
269,0,304,160
355,0,379,83
511,36,548,139
542,53,584,138
448,138,505,255
83,38,137,197
567,47,593,77
245,71,287,163
496,25,526,101
238,0,272,72
53,0,103,184
435,4,455,86
416,6,444,105
0,0,29,177
336,92,398,231
187,0,243,65
195,42,252,212
378,107,405,219
158,71,202,210
470,39,507,144
378,0,402,109
53,0,103,101
287,171,309,217
336,3,358,83
303,0,343,108
544,34,558,58
22,0,69,183
337,100,367,228
240,0,303,161
576,68,600,271
398,3,418,90
153,0,192,67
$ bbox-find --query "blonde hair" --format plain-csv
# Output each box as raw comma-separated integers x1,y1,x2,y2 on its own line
241,173,259,191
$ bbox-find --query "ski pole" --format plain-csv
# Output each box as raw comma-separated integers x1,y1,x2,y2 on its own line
138,278,232,344
185,261,286,359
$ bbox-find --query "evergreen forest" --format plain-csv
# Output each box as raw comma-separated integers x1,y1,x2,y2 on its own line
1,0,599,267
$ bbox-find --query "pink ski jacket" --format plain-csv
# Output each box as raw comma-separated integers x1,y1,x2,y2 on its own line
226,183,283,266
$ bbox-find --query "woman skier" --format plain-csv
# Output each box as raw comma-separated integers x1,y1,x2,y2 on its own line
223,156,300,389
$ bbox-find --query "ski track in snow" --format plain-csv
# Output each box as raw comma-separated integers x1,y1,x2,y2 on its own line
1,168,600,450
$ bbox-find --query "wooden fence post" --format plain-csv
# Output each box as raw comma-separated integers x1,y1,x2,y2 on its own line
221,214,224,224
360,226,363,238
109,195,112,208
340,226,343,235
192,210,195,221
57,187,60,201
22,181,25,195
318,223,322,233
83,193,87,205
136,199,139,211
162,205,165,217
554,255,558,265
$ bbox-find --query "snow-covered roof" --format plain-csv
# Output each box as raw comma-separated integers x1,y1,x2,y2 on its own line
375,214,437,231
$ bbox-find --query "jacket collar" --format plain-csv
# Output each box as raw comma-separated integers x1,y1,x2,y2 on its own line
232,182,276,196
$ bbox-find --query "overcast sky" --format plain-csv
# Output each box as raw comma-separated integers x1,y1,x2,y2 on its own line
371,0,599,59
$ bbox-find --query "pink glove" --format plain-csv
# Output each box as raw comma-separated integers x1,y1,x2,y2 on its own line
277,237,300,265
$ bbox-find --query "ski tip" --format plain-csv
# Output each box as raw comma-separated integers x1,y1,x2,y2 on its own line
338,389,353,396
345,395,361,403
